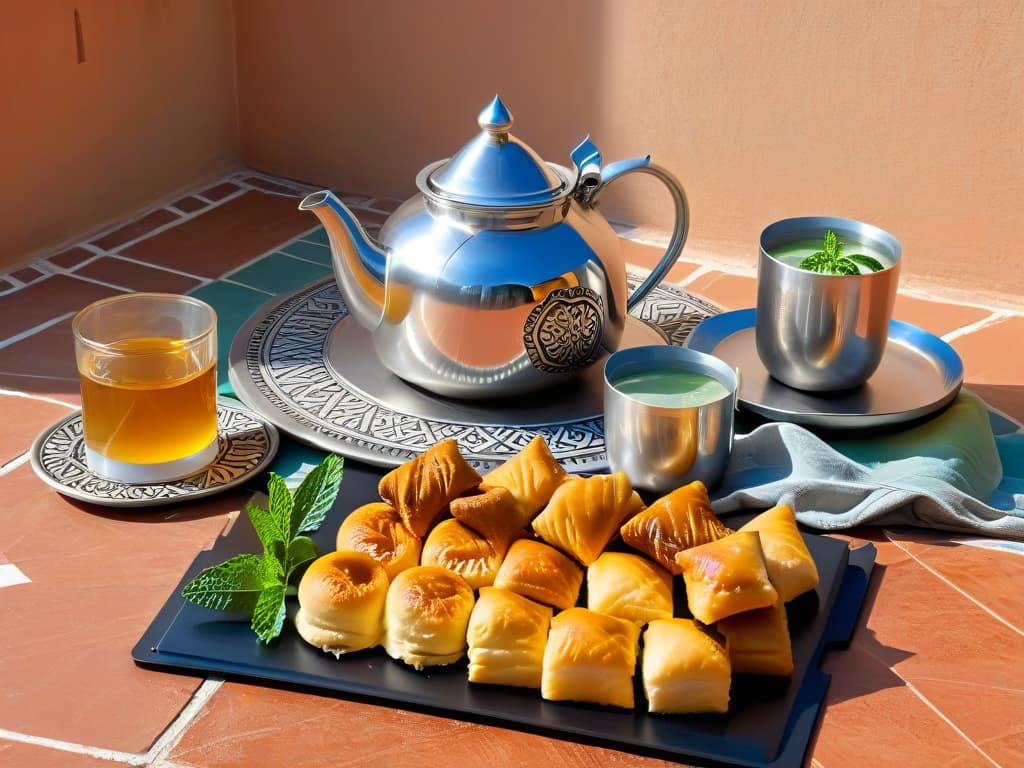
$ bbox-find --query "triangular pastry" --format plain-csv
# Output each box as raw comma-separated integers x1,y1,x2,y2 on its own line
378,439,481,537
449,485,523,552
586,552,673,627
620,480,731,574
717,597,794,676
737,504,819,602
420,519,507,590
492,538,583,611
675,530,778,625
480,434,569,526
532,472,645,566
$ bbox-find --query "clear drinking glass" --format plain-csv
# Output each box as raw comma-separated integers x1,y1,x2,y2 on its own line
72,293,218,483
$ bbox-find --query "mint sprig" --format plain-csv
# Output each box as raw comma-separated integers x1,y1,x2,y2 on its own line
798,229,884,275
181,454,345,643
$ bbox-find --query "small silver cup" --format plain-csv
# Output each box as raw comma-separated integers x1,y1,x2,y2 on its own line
756,216,901,392
603,346,738,493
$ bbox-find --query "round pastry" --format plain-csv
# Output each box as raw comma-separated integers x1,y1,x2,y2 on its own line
336,502,422,580
383,565,476,670
295,550,389,657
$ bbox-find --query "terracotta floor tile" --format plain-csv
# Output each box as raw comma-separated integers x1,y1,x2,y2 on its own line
0,318,81,399
45,247,95,270
0,275,117,344
951,316,1024,424
0,740,124,768
816,644,993,767
863,549,1024,691
11,265,47,285
911,678,1024,768
90,209,180,251
201,181,241,201
0,392,75,466
0,464,243,752
242,175,303,195
892,294,991,338
884,533,1024,633
71,256,204,294
368,196,404,213
683,271,758,312
118,192,316,279
170,682,681,768
172,195,209,214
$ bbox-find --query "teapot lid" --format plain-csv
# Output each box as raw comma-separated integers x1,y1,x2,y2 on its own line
420,96,570,209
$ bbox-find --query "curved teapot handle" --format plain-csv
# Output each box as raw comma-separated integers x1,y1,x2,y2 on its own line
594,157,690,312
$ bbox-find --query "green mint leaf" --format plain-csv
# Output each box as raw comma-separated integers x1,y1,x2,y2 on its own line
261,548,285,583
286,535,318,580
181,553,264,614
245,501,286,557
832,258,860,276
823,229,838,260
798,251,830,272
267,473,294,542
848,253,885,272
250,581,287,643
290,454,345,537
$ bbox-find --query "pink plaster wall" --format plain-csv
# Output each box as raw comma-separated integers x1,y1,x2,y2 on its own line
235,0,1023,307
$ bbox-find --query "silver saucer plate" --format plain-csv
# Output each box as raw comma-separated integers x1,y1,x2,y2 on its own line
685,308,964,429
228,274,721,470
30,398,280,508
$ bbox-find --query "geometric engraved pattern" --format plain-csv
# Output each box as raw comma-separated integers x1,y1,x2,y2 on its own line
31,400,279,508
523,286,604,374
234,270,721,471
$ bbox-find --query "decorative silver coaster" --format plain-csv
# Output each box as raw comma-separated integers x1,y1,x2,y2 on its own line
30,398,280,508
228,273,721,471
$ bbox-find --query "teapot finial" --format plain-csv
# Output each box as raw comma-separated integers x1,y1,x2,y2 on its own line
478,95,513,137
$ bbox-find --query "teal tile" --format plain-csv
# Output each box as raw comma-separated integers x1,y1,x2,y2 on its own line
187,281,273,391
989,408,1022,436
227,252,331,294
279,240,332,267
299,227,330,246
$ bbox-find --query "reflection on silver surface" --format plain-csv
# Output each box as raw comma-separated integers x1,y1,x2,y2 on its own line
686,309,963,429
604,346,738,493
297,96,690,399
227,274,721,470
755,216,902,391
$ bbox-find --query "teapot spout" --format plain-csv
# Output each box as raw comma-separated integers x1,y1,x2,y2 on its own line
299,191,387,330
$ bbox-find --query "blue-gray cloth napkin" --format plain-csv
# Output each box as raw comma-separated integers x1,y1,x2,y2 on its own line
713,390,1024,540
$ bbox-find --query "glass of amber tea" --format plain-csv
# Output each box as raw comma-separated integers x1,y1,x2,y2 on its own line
72,293,219,483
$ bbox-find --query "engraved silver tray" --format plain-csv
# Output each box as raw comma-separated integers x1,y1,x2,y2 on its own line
228,273,721,470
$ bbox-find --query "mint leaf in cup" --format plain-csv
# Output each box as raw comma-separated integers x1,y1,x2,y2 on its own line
798,229,884,275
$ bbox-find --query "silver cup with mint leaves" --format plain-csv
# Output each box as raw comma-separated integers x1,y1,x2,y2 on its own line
755,216,902,392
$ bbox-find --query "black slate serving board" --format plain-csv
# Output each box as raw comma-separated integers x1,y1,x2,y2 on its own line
133,461,875,768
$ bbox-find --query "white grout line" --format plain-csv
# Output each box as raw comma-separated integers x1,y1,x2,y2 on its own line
883,530,1024,637
901,679,1003,766
0,452,32,476
0,677,222,767
941,310,1014,343
0,312,76,351
0,388,76,409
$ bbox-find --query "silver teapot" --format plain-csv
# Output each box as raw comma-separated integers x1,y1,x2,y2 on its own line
300,96,689,399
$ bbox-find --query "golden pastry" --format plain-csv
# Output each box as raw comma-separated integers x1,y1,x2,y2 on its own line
295,551,389,657
382,565,475,670
620,480,731,574
378,439,482,537
492,538,583,611
642,618,731,714
541,607,641,710
480,434,568,526
335,501,422,580
675,530,778,625
717,597,794,676
586,551,673,626
738,504,819,602
449,485,523,552
420,518,506,590
466,586,553,689
532,472,645,566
